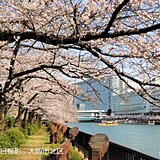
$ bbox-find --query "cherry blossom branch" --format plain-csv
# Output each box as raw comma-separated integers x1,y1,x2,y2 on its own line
0,23,159,44
4,40,21,92
104,0,130,34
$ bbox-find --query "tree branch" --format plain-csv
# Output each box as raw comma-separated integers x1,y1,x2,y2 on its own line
1,23,159,45
13,64,63,79
104,0,130,34
3,40,21,92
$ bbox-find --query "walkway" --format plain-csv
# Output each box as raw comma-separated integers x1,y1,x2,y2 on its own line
8,126,50,160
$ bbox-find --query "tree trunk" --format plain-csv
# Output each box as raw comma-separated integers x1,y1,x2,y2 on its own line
15,106,25,126
22,108,28,128
4,106,8,118
28,111,35,124
37,114,42,127
0,105,4,121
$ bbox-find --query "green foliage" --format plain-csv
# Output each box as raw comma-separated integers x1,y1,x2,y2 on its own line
7,116,16,128
5,128,25,147
3,115,16,128
0,128,25,148
38,121,42,128
25,124,40,135
0,132,11,148
32,124,39,131
58,131,64,144
19,128,28,138
46,127,50,132
26,125,35,135
70,146,83,160
48,143,83,160
50,143,61,149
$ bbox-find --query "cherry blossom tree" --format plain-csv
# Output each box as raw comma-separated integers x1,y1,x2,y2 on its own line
0,38,98,124
0,0,160,122
12,78,79,125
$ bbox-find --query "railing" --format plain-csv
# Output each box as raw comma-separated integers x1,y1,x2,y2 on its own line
65,127,91,158
65,127,158,160
49,123,109,160
49,123,159,160
108,142,158,160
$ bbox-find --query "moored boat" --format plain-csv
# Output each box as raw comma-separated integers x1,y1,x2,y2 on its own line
98,120,119,126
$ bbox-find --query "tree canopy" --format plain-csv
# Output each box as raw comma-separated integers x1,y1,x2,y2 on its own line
0,0,160,122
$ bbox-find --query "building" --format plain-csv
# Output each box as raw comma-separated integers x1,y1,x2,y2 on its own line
75,75,160,116
146,77,160,113
112,91,149,115
75,75,127,111
110,76,126,95
77,109,106,122
75,78,111,111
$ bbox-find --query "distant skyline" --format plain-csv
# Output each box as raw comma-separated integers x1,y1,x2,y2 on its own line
75,75,160,115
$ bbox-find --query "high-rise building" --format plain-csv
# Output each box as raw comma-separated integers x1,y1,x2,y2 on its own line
75,75,127,111
110,76,126,95
75,75,160,115
74,78,111,110
111,91,149,114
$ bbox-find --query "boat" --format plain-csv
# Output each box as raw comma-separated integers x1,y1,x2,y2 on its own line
98,120,119,126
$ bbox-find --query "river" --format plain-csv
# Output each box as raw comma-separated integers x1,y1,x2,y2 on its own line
67,123,160,159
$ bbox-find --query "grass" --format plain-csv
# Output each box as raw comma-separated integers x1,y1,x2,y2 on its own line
0,125,53,160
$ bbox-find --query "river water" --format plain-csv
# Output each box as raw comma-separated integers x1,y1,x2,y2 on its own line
67,123,160,159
